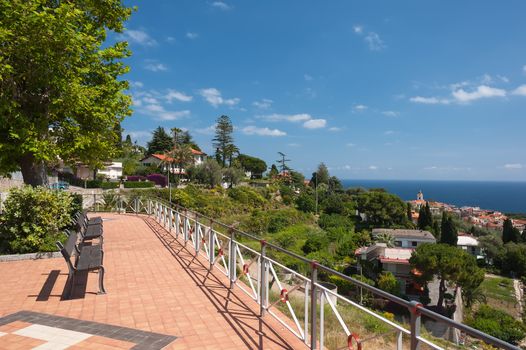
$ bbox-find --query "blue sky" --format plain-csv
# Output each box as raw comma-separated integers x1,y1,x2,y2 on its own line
117,0,526,181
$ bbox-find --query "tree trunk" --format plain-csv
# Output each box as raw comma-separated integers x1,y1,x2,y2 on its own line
19,153,48,187
437,278,446,310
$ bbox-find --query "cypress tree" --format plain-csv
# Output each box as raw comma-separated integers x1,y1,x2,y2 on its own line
407,203,412,222
212,115,235,167
418,202,433,230
440,212,458,246
503,218,520,243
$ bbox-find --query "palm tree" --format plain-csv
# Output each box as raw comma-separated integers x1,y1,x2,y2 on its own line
376,232,395,248
170,144,194,183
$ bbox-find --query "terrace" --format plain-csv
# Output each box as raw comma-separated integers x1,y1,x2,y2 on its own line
0,196,520,349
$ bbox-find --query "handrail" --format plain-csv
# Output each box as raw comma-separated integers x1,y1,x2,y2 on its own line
83,192,520,350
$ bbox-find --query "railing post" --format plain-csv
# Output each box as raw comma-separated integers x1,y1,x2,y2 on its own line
397,330,403,350
183,212,188,244
229,229,236,289
310,261,318,350
409,301,422,350
134,197,138,214
259,240,267,317
208,222,215,269
175,211,180,237
169,209,173,232
195,214,200,254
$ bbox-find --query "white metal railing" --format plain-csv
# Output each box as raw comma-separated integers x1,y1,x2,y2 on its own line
85,193,520,350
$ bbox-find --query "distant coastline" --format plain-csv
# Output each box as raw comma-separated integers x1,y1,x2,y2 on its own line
341,179,526,214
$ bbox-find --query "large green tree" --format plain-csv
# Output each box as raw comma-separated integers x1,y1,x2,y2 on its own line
0,0,133,186
355,191,411,228
310,162,330,186
409,243,484,309
146,127,174,156
502,218,520,244
237,154,267,178
417,202,433,230
213,115,235,167
440,212,458,246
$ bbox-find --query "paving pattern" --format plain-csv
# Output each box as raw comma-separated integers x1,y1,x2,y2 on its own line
0,213,308,349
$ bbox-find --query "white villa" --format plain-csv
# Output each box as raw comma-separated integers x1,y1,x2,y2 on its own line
372,228,436,248
140,148,206,174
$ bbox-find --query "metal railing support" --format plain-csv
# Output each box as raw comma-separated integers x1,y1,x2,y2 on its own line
409,301,422,350
259,240,267,317
229,229,237,289
310,261,318,350
397,330,403,350
208,224,215,269
194,214,200,254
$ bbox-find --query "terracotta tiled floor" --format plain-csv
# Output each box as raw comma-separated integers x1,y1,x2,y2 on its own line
0,214,308,349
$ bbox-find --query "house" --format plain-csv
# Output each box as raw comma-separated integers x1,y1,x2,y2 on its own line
372,228,436,248
457,233,483,259
97,162,123,180
355,244,422,295
140,148,206,174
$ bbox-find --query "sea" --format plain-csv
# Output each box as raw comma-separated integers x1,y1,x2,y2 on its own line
341,179,526,214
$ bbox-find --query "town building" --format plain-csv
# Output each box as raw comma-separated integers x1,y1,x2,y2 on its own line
456,233,483,259
140,148,206,174
372,228,436,248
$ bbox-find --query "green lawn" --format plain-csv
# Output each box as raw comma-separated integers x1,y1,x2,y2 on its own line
480,276,516,304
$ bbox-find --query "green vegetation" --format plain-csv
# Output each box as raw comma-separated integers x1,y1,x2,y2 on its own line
467,305,526,344
0,186,78,254
480,277,516,304
0,0,132,186
147,127,174,156
123,181,155,188
440,212,458,246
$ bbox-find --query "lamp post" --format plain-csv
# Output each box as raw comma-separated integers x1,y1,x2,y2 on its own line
315,172,318,215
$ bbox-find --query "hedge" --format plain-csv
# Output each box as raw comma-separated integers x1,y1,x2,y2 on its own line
124,181,155,188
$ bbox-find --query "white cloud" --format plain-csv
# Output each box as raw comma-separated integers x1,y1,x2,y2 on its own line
158,110,190,121
165,90,193,103
304,74,313,81
165,36,176,43
303,119,327,129
130,81,144,88
504,163,523,169
344,165,352,170
144,62,168,72
424,166,438,170
260,113,312,122
452,85,506,103
143,97,159,104
512,85,526,96
353,104,368,111
329,127,342,132
353,25,363,34
252,99,273,109
195,124,216,135
369,165,378,170
346,143,356,147
118,29,157,46
186,32,199,39
241,126,286,137
199,88,240,107
288,143,300,147
144,104,164,113
211,1,231,10
409,96,450,105
384,130,395,135
364,32,385,51
523,65,526,74
382,110,399,117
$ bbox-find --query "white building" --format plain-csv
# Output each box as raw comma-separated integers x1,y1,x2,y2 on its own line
97,162,123,180
457,233,483,259
140,148,206,174
372,228,436,248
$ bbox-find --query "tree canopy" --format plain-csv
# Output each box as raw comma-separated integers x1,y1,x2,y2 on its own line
237,154,267,178
409,243,484,309
0,0,133,185
213,115,235,167
440,212,458,246
355,191,412,228
417,202,433,230
503,218,521,244
147,127,174,156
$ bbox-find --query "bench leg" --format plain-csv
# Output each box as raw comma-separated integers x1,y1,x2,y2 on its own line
65,272,75,300
98,266,107,295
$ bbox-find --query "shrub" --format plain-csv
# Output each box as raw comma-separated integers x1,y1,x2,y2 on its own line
467,305,526,344
127,175,146,182
100,181,119,189
0,186,73,254
124,181,155,188
147,174,167,187
227,186,267,208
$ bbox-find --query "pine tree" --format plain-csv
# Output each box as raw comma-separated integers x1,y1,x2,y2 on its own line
433,220,441,241
503,218,520,244
146,127,174,156
212,115,235,167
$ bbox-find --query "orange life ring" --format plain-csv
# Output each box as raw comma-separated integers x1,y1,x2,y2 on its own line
347,333,361,350
280,288,288,303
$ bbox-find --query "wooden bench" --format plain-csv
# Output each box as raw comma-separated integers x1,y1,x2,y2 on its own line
56,230,106,298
